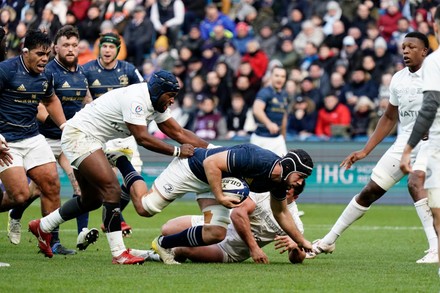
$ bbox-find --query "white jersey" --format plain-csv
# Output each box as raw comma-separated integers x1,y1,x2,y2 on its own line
422,49,440,147
389,66,424,149
67,83,171,143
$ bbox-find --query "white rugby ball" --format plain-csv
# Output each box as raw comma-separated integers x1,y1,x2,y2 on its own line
221,177,250,203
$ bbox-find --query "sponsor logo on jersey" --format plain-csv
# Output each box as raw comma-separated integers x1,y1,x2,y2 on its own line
119,75,129,86
62,81,71,88
17,84,26,91
92,79,101,86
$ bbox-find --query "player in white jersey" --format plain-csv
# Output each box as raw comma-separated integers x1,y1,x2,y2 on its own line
28,70,209,264
401,5,440,276
158,190,306,264
311,32,438,264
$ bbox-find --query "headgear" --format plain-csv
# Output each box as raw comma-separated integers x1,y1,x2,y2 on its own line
148,70,180,111
280,149,314,181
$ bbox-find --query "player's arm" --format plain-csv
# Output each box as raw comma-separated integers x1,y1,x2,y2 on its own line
203,151,242,208
41,94,67,129
127,122,194,157
341,103,398,169
0,134,13,167
281,112,287,138
253,99,279,134
157,117,209,148
401,90,440,173
82,89,93,105
269,196,312,251
231,197,269,264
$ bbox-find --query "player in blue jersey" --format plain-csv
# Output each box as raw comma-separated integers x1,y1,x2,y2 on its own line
7,26,98,253
28,70,209,264
108,143,314,264
0,30,67,253
84,32,144,237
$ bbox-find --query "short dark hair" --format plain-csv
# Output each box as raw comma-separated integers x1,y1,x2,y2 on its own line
405,31,429,48
23,29,51,51
54,25,80,45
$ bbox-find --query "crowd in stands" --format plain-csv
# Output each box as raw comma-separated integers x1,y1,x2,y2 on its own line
1,0,439,141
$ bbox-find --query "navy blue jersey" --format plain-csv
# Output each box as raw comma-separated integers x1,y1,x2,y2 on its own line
254,86,288,137
0,56,54,142
188,144,288,200
83,59,143,99
39,59,89,139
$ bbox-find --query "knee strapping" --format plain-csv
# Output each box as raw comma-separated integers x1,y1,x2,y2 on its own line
141,189,172,215
202,205,231,229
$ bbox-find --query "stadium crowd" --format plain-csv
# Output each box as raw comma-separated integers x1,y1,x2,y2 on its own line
1,0,439,142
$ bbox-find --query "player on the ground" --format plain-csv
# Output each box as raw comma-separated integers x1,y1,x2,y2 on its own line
28,70,209,264
157,188,306,264
83,32,144,237
107,143,313,264
7,25,99,253
310,32,438,263
400,4,440,277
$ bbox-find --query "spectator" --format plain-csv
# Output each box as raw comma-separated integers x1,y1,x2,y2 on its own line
201,42,220,74
151,35,175,71
220,41,241,73
322,20,346,53
339,35,364,76
209,24,232,52
203,70,231,114
181,0,205,34
308,62,331,98
367,97,397,138
103,0,136,34
283,8,304,39
299,41,319,71
234,74,258,108
322,1,350,36
272,37,300,72
65,10,78,26
350,96,376,140
377,1,402,42
45,0,68,25
241,39,269,81
0,5,17,33
316,43,338,75
38,8,62,40
417,21,438,51
378,72,393,100
411,8,428,30
123,5,155,68
340,68,379,111
360,21,382,53
255,22,278,57
188,74,205,98
293,19,324,57
373,37,394,75
351,4,375,38
77,39,95,65
193,95,227,140
214,60,234,92
5,21,26,58
77,4,102,45
225,92,250,140
22,8,39,31
329,71,345,98
232,21,254,55
362,54,382,84
389,17,413,52
150,0,185,49
177,24,204,58
68,0,91,22
315,92,351,140
299,76,323,109
200,3,235,40
287,95,318,141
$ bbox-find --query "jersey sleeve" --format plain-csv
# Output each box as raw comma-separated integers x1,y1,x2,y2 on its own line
255,87,269,103
388,72,399,106
121,95,148,126
423,54,440,93
153,108,172,124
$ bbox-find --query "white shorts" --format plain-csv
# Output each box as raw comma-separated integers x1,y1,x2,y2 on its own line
154,157,211,201
0,134,56,173
425,144,440,189
105,136,142,172
250,133,287,157
371,140,428,191
46,138,62,158
61,125,104,169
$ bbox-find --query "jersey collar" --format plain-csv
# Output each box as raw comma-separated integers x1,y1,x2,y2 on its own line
97,58,118,70
54,58,79,72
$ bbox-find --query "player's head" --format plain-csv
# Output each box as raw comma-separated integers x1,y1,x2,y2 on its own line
402,32,429,71
280,149,314,182
99,32,121,62
148,70,180,112
22,29,52,74
53,25,80,67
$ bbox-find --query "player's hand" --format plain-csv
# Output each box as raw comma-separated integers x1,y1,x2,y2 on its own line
399,152,412,174
266,122,280,135
274,235,297,254
297,239,312,252
0,134,13,167
250,247,269,264
217,195,242,209
340,150,367,170
179,144,195,158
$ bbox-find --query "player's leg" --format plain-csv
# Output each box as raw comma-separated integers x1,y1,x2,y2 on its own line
427,189,440,277
312,155,400,256
173,245,225,263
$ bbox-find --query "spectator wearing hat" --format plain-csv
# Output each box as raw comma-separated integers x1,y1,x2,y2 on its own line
322,1,350,36
150,0,185,49
372,36,394,75
78,4,102,45
151,35,176,71
255,22,278,57
232,21,254,55
339,35,364,76
200,3,236,41
201,41,220,74
272,37,300,72
123,5,155,68
287,95,318,141
315,92,351,140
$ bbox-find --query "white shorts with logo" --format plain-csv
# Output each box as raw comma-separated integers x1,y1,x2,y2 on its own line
154,157,212,201
250,133,287,157
0,134,56,173
105,136,142,172
61,125,104,169
371,139,428,191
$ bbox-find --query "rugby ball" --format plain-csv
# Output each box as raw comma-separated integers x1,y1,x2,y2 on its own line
221,177,250,203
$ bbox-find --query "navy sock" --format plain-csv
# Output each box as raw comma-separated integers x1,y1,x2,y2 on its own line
102,202,121,233
51,227,60,246
159,226,206,249
73,194,89,234
120,184,130,222
115,156,143,191
9,196,39,220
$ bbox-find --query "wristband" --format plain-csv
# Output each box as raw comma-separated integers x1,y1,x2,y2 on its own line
173,146,181,157
59,123,66,130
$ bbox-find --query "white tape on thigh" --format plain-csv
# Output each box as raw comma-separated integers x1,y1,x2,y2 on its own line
201,205,231,229
428,189,440,208
141,189,172,215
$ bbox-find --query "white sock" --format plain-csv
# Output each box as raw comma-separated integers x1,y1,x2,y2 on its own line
106,231,126,257
414,198,438,252
322,195,369,245
40,209,65,232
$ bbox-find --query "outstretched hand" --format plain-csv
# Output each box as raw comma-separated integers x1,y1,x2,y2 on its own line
274,235,297,254
340,150,367,170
